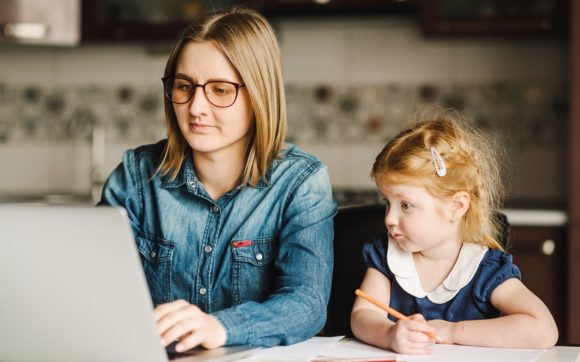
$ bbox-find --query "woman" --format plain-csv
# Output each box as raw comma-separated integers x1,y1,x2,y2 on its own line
99,7,336,352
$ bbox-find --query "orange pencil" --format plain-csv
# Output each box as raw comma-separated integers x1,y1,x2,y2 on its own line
355,289,445,343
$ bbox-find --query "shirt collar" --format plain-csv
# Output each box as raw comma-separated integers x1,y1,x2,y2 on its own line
159,151,196,189
158,150,273,190
387,238,488,304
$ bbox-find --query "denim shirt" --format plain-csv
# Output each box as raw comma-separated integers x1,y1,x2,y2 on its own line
98,140,336,347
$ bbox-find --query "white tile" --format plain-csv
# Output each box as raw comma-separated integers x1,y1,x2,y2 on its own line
278,19,349,84
0,45,56,84
507,147,566,200
297,142,347,188
341,143,384,189
104,140,148,173
0,140,154,195
142,50,170,84
349,18,451,83
297,142,382,189
0,143,91,193
51,45,150,85
450,39,568,82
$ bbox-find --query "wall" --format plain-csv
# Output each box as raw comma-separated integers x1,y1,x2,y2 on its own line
0,16,568,205
278,17,568,205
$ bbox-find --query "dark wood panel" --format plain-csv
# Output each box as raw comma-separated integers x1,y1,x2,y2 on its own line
510,226,566,344
252,0,416,16
568,0,580,345
420,0,568,37
567,224,580,343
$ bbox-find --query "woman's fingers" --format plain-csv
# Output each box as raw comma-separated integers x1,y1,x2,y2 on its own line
175,331,205,352
155,302,202,345
160,316,207,347
153,300,226,351
154,299,190,322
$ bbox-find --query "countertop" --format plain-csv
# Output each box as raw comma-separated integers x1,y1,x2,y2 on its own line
333,188,568,227
0,193,95,205
503,209,567,227
0,192,568,227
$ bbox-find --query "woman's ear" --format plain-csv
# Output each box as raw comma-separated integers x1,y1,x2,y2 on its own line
449,191,470,222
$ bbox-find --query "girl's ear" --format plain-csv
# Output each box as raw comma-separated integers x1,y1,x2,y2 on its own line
449,191,470,221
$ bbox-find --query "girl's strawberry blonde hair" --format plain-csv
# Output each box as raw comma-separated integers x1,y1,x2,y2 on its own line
371,108,505,250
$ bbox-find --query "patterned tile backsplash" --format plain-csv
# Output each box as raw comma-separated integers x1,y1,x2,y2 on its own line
0,81,567,149
286,82,568,148
0,80,568,205
0,84,167,143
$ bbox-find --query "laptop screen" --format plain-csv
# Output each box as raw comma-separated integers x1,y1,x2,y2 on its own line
0,205,169,362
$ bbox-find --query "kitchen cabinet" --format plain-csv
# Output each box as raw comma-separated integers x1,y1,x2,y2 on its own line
81,0,238,42
81,0,416,42
70,0,571,43
420,0,568,37
0,0,81,46
249,0,415,17
510,225,566,343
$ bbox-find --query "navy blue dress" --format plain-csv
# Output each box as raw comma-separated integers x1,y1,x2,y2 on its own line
362,232,521,323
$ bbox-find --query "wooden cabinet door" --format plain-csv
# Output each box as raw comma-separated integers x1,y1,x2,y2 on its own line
510,226,566,343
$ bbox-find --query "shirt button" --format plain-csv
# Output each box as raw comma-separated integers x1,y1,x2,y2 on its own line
255,253,263,261
189,181,195,188
199,287,207,295
211,205,219,213
204,245,213,253
150,250,157,259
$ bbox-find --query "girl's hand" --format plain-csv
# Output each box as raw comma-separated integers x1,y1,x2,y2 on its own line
154,299,227,352
427,319,455,344
387,314,435,354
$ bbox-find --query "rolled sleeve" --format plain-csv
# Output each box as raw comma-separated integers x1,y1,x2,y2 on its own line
213,306,253,345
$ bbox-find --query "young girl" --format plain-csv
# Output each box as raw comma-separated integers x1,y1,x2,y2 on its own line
351,111,558,354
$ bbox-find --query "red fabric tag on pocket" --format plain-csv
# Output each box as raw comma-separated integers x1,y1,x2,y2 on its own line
231,239,252,248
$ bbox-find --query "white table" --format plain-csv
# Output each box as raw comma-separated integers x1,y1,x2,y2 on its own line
247,337,580,362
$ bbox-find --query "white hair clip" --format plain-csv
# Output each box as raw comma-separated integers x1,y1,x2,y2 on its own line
430,147,447,177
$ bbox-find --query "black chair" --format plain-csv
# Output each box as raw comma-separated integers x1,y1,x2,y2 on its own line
325,204,386,337
324,204,511,337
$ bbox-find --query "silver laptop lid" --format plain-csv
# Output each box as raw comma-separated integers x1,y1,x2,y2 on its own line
0,205,168,362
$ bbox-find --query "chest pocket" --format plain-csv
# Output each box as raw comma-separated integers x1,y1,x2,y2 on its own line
231,238,277,304
136,234,175,306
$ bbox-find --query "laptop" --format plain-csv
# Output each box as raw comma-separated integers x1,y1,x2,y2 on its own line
0,205,259,362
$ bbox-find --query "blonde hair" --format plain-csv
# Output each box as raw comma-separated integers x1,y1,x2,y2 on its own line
158,6,287,186
371,109,505,250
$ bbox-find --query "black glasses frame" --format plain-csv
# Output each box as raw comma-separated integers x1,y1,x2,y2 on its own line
162,76,245,108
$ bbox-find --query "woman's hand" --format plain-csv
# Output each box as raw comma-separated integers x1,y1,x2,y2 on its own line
154,299,227,352
387,314,435,354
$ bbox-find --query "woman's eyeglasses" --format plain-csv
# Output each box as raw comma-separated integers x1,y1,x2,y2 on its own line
162,77,245,108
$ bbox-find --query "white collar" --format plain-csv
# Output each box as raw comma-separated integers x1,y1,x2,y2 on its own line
387,239,488,304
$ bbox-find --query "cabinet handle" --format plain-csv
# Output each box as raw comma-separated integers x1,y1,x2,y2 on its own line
2,22,48,40
541,239,556,256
